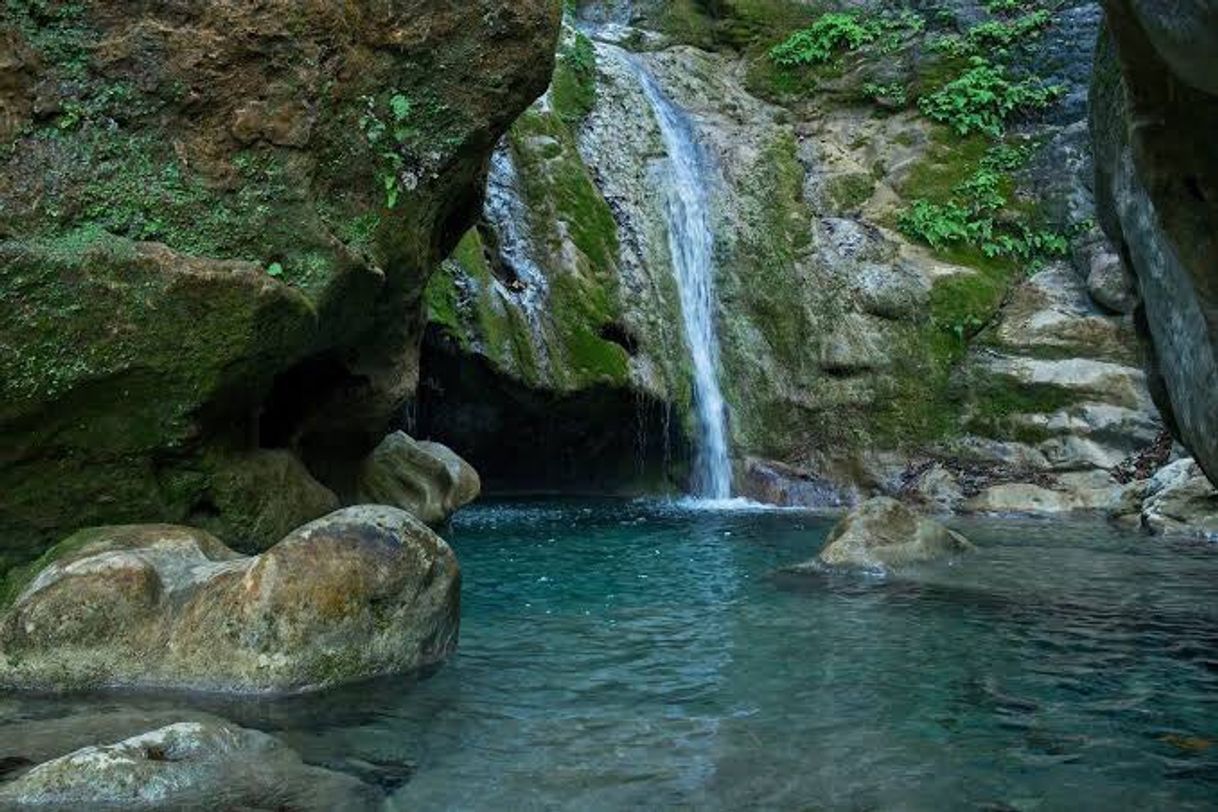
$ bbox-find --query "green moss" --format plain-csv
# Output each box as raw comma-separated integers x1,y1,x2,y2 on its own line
825,172,876,211
551,31,598,125
728,132,815,371
963,375,1079,443
425,263,464,336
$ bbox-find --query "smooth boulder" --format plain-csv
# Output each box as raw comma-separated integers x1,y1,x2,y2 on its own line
792,497,975,573
0,721,378,811
356,432,481,525
0,506,460,694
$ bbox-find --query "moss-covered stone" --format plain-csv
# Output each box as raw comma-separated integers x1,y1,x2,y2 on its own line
0,0,561,569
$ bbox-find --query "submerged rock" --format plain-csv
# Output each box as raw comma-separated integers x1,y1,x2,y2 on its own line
0,506,459,694
0,721,378,811
356,432,480,525
790,497,974,574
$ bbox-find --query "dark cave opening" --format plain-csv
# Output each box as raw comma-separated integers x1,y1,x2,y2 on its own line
258,353,356,451
408,326,688,494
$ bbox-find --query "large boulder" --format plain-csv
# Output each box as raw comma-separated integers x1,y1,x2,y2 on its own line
0,506,460,694
790,497,975,574
356,432,481,525
1092,2,1218,487
0,721,379,811
0,0,560,569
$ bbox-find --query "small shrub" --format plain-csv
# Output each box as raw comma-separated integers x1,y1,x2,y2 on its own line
769,12,878,66
863,81,908,107
899,143,1070,262
917,58,1062,136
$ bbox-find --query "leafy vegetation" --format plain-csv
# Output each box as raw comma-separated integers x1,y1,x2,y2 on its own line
918,59,1061,136
768,13,879,66
899,142,1070,262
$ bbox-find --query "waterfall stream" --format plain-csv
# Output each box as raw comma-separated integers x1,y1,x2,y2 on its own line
615,53,733,499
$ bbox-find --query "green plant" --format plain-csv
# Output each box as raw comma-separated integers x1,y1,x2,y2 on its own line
863,81,908,107
899,142,1070,263
917,58,1062,136
769,12,878,66
358,91,417,208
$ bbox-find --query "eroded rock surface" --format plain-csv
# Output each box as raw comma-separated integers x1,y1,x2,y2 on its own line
0,0,559,569
356,432,481,526
0,721,378,811
0,506,459,694
789,497,975,574
1092,1,1218,487
1137,458,1218,540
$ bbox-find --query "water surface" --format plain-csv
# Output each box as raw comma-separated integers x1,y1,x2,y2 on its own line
5,499,1218,810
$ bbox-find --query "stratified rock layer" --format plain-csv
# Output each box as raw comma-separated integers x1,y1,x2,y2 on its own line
0,0,559,569
0,506,460,694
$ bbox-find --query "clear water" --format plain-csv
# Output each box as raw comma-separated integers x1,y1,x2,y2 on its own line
616,50,733,499
4,499,1218,810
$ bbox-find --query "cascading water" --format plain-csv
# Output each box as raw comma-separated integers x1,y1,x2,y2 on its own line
615,53,733,499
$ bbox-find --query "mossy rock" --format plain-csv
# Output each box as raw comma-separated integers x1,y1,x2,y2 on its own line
0,0,561,570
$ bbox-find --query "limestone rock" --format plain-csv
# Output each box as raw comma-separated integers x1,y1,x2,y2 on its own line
356,432,481,525
0,0,560,566
1093,5,1218,486
0,721,378,811
1140,459,1218,539
790,497,975,574
0,506,460,694
962,479,1129,515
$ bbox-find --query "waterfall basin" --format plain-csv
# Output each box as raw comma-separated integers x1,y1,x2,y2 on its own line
3,498,1217,809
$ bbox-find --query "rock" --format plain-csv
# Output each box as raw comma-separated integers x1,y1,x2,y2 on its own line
1082,239,1138,314
197,450,340,553
790,497,975,574
963,480,1126,515
356,432,480,525
0,721,378,811
0,506,460,694
1140,459,1218,539
903,464,966,514
0,0,561,566
1092,6,1218,487
738,457,851,508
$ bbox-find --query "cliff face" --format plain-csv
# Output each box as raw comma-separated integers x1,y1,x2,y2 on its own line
419,1,1170,512
0,0,561,566
1091,0,1218,486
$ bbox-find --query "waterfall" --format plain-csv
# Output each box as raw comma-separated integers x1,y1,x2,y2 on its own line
617,54,733,499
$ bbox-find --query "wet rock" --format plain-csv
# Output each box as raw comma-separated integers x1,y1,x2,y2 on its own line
0,506,460,694
738,458,851,508
356,432,480,525
790,497,974,574
0,721,379,811
1139,459,1218,539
